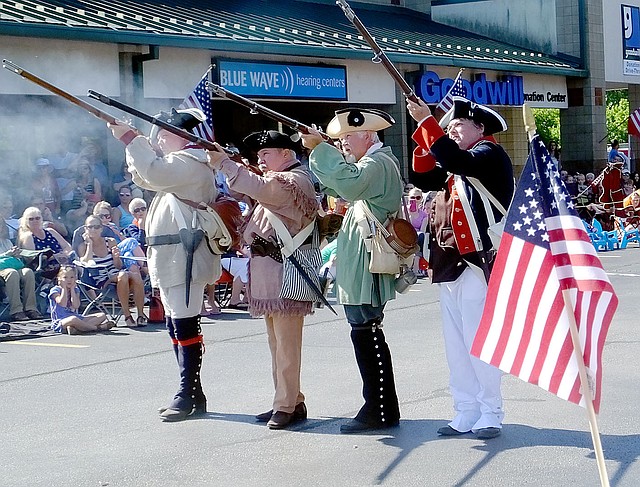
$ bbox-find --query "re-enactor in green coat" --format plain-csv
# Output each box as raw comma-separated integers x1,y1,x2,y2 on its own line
301,108,402,434
310,143,402,306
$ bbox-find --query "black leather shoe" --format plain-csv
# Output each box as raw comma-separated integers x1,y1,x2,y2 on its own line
339,418,399,434
158,401,206,421
256,402,307,423
437,425,469,436
475,427,501,439
267,411,293,429
255,409,274,422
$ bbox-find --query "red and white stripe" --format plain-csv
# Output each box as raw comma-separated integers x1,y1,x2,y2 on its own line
471,214,617,413
628,108,640,139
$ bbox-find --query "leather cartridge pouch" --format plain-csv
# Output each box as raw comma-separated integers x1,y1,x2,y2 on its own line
250,233,283,263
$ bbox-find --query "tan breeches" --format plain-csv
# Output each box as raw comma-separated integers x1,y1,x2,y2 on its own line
264,313,305,414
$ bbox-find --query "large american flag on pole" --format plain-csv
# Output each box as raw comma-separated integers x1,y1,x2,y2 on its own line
435,68,466,113
471,134,617,413
179,67,215,141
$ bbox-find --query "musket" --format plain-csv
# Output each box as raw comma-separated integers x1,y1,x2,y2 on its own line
86,90,252,167
336,0,419,103
207,82,333,142
3,59,120,125
87,90,221,151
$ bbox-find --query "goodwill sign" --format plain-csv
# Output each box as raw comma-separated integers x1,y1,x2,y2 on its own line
216,60,347,100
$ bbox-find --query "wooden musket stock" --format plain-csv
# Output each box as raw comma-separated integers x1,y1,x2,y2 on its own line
3,59,120,124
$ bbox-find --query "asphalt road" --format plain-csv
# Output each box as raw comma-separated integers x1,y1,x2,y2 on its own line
1,248,639,487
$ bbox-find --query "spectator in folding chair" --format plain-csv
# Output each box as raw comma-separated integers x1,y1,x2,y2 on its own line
78,215,147,327
122,197,148,252
49,265,115,335
71,201,123,255
0,194,20,244
18,206,74,261
0,222,42,321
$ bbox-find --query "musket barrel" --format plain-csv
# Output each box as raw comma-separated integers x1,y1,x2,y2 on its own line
335,0,419,103
87,90,217,150
207,83,332,141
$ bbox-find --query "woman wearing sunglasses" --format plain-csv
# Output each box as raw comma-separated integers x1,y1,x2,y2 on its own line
122,197,147,251
78,215,147,327
18,207,73,258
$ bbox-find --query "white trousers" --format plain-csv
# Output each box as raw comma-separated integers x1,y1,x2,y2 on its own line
159,282,206,319
438,267,504,432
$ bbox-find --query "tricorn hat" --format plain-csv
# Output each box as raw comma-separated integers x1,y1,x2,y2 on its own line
326,108,394,138
243,130,300,152
150,107,206,140
439,97,507,136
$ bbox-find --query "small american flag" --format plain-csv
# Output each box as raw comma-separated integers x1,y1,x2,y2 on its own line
471,134,617,413
179,67,215,142
628,107,640,139
436,68,466,113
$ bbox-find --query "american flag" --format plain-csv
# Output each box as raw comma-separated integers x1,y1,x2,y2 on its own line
179,67,215,141
628,107,640,139
436,68,466,113
471,135,617,413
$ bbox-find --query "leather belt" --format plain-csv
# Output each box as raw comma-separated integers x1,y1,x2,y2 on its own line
147,234,181,246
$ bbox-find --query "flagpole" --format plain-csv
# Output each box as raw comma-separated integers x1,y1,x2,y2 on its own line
561,289,610,487
524,104,610,487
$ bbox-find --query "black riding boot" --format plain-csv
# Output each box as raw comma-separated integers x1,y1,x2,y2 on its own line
341,322,400,433
158,317,180,414
159,316,207,422
167,316,179,361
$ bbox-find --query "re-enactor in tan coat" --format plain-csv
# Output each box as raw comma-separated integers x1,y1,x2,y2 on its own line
208,130,317,430
109,108,231,422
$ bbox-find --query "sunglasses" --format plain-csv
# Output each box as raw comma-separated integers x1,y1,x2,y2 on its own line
85,224,102,230
28,216,42,221
119,193,131,197
132,206,147,213
409,196,422,200
99,213,111,218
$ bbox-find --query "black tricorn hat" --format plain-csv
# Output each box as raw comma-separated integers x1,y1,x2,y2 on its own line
243,130,300,152
150,107,206,140
439,97,507,136
155,107,206,131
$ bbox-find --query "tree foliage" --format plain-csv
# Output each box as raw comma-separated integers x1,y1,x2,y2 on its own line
605,89,629,143
532,89,630,148
532,108,560,146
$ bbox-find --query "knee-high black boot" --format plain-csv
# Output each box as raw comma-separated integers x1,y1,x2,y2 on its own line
158,317,180,414
341,322,400,433
167,316,179,361
159,316,207,422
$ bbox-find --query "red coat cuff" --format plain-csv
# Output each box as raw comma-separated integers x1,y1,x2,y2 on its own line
412,147,437,173
411,115,446,151
119,131,138,146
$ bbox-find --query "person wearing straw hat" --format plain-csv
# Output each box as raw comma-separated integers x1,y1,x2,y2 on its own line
406,96,514,440
300,108,402,434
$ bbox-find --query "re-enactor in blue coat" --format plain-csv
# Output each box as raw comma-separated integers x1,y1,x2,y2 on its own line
407,96,514,440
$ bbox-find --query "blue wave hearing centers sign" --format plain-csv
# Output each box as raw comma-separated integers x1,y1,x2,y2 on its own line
217,60,347,100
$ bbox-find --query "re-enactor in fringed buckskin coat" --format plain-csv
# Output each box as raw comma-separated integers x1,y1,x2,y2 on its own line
207,130,317,430
407,96,514,440
301,108,402,434
108,108,232,423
